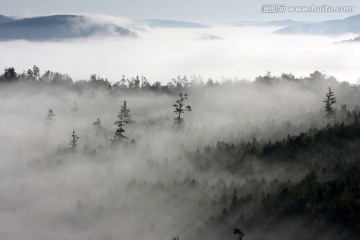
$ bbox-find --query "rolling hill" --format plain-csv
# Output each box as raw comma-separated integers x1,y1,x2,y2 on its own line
0,15,13,24
276,14,360,35
0,15,135,41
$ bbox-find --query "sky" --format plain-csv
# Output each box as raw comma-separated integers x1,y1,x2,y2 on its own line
1,0,359,21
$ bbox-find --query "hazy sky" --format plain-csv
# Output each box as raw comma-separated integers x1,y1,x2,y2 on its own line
1,0,359,21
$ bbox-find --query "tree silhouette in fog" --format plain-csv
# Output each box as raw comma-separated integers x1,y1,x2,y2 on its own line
112,100,133,143
1,67,17,82
93,117,105,136
121,100,133,124
45,109,56,126
233,228,245,240
323,87,337,119
33,65,40,80
69,129,79,149
173,93,191,129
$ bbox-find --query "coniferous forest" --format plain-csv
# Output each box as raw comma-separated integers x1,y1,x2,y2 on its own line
0,65,359,240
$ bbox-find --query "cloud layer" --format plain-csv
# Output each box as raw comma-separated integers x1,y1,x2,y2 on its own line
0,17,359,83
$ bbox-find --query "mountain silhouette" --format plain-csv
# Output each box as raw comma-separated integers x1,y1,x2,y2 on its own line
276,14,360,35
0,15,14,24
0,15,135,41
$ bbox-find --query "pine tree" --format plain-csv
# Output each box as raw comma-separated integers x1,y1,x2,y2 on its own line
93,117,105,135
134,76,140,89
323,87,337,119
33,65,40,80
3,67,17,82
173,93,192,129
93,117,102,129
120,75,127,89
141,76,149,89
26,69,34,80
120,101,133,124
69,129,79,149
233,228,245,240
45,109,56,126
112,101,133,144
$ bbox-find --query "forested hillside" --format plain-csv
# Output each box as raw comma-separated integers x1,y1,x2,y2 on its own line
0,66,359,240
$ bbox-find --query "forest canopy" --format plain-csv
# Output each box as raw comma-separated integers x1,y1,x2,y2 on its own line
0,65,359,240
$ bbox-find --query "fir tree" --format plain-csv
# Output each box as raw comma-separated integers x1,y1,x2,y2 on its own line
112,101,133,143
93,117,102,129
323,87,337,119
141,76,149,89
120,101,133,124
93,118,105,135
120,75,127,89
33,65,40,80
69,129,79,149
45,109,56,126
173,93,192,129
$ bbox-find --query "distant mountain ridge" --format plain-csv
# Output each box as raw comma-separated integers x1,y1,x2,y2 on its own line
1,13,360,40
0,15,135,41
277,14,360,35
0,15,13,24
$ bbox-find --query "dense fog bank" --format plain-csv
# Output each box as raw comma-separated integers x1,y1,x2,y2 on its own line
1,24,360,83
0,71,359,240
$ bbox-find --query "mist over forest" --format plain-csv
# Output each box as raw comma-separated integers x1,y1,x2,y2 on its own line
0,7,360,240
0,64,360,240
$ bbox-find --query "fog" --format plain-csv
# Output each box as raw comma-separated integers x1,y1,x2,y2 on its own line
0,72,359,240
0,16,360,240
0,18,360,83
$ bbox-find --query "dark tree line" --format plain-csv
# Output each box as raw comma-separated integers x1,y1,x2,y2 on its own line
1,66,352,96
0,66,72,85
